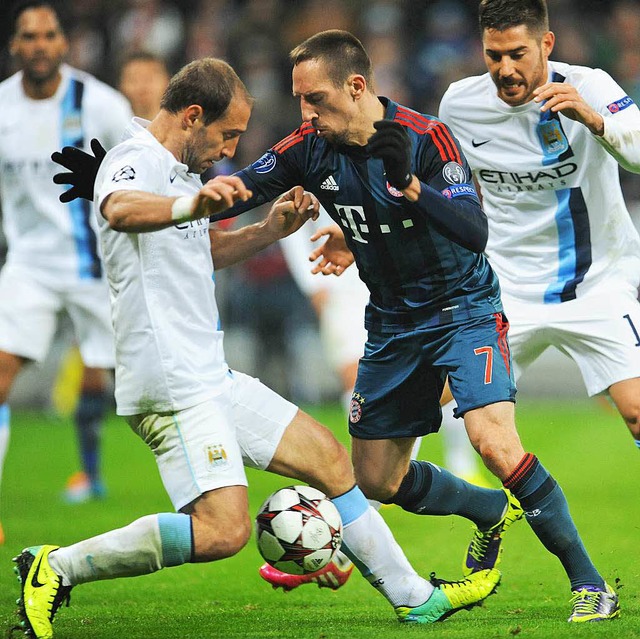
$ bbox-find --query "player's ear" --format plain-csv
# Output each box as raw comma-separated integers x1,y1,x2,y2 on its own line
349,75,366,100
541,31,555,58
184,105,204,129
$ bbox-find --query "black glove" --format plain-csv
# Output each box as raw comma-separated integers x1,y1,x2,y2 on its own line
51,138,106,203
366,120,412,190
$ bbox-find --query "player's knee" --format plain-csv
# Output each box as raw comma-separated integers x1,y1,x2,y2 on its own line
353,467,401,502
311,437,354,495
197,513,252,561
475,437,522,480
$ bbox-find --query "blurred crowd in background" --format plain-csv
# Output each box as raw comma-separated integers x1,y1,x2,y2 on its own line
1,0,639,406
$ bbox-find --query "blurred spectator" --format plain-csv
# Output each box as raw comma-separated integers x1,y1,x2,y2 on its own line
109,0,185,71
118,51,170,119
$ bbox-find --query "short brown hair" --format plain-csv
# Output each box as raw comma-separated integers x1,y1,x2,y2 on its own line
160,58,252,126
289,30,373,88
479,0,549,36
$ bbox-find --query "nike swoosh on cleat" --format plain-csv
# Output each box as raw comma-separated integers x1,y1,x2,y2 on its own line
30,555,47,588
471,139,491,148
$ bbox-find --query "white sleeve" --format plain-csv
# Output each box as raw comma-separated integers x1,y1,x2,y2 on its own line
95,144,164,214
582,68,640,173
597,111,640,173
279,218,325,296
280,206,340,296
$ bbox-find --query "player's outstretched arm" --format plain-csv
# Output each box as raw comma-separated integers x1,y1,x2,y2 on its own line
102,175,252,233
308,225,355,276
211,187,318,270
51,138,106,202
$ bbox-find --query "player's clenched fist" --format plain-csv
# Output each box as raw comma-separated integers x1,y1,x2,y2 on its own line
196,175,253,216
366,120,413,190
265,187,319,239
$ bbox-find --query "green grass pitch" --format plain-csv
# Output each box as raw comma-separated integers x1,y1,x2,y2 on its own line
0,399,638,638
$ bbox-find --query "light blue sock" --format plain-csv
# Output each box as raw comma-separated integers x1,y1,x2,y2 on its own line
332,485,369,525
158,513,193,566
331,486,370,575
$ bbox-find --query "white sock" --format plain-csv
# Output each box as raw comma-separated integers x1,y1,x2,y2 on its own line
440,400,479,477
334,491,433,607
49,513,192,586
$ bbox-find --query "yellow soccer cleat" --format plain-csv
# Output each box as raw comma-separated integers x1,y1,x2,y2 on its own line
395,568,501,623
568,582,620,622
12,545,71,639
463,488,523,576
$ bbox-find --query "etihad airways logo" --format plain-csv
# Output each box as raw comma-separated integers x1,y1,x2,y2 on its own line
478,162,578,190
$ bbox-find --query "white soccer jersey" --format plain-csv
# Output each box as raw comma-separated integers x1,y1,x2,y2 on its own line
94,119,228,415
280,208,370,370
0,64,132,283
279,207,368,299
439,61,640,304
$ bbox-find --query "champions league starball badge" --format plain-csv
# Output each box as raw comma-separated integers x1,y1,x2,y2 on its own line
442,161,466,185
251,151,277,174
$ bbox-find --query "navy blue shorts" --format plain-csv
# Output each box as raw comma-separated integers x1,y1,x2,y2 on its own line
348,312,516,439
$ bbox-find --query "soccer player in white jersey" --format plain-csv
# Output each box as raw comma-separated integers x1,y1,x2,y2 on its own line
0,0,132,535
11,57,501,639
438,0,638,621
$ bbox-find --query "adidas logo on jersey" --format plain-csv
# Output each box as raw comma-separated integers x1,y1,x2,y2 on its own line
320,175,339,191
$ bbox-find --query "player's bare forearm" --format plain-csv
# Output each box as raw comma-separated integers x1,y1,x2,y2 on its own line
101,191,185,232
209,222,276,270
211,191,317,269
102,176,252,233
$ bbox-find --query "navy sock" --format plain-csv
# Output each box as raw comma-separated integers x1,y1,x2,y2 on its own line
391,460,506,530
505,453,604,590
75,390,107,482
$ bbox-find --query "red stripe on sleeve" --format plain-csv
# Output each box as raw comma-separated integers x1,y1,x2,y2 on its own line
395,108,462,164
272,123,314,154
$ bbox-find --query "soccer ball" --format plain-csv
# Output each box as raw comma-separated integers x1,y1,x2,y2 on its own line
255,485,343,575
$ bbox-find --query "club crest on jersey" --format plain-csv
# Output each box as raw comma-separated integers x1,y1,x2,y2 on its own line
251,151,277,174
349,392,365,423
112,165,136,182
607,95,634,113
386,182,404,197
538,120,568,156
442,162,466,185
205,444,229,470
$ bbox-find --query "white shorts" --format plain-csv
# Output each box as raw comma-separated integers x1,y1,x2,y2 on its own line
126,370,298,511
503,284,640,396
320,287,368,371
0,263,115,368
